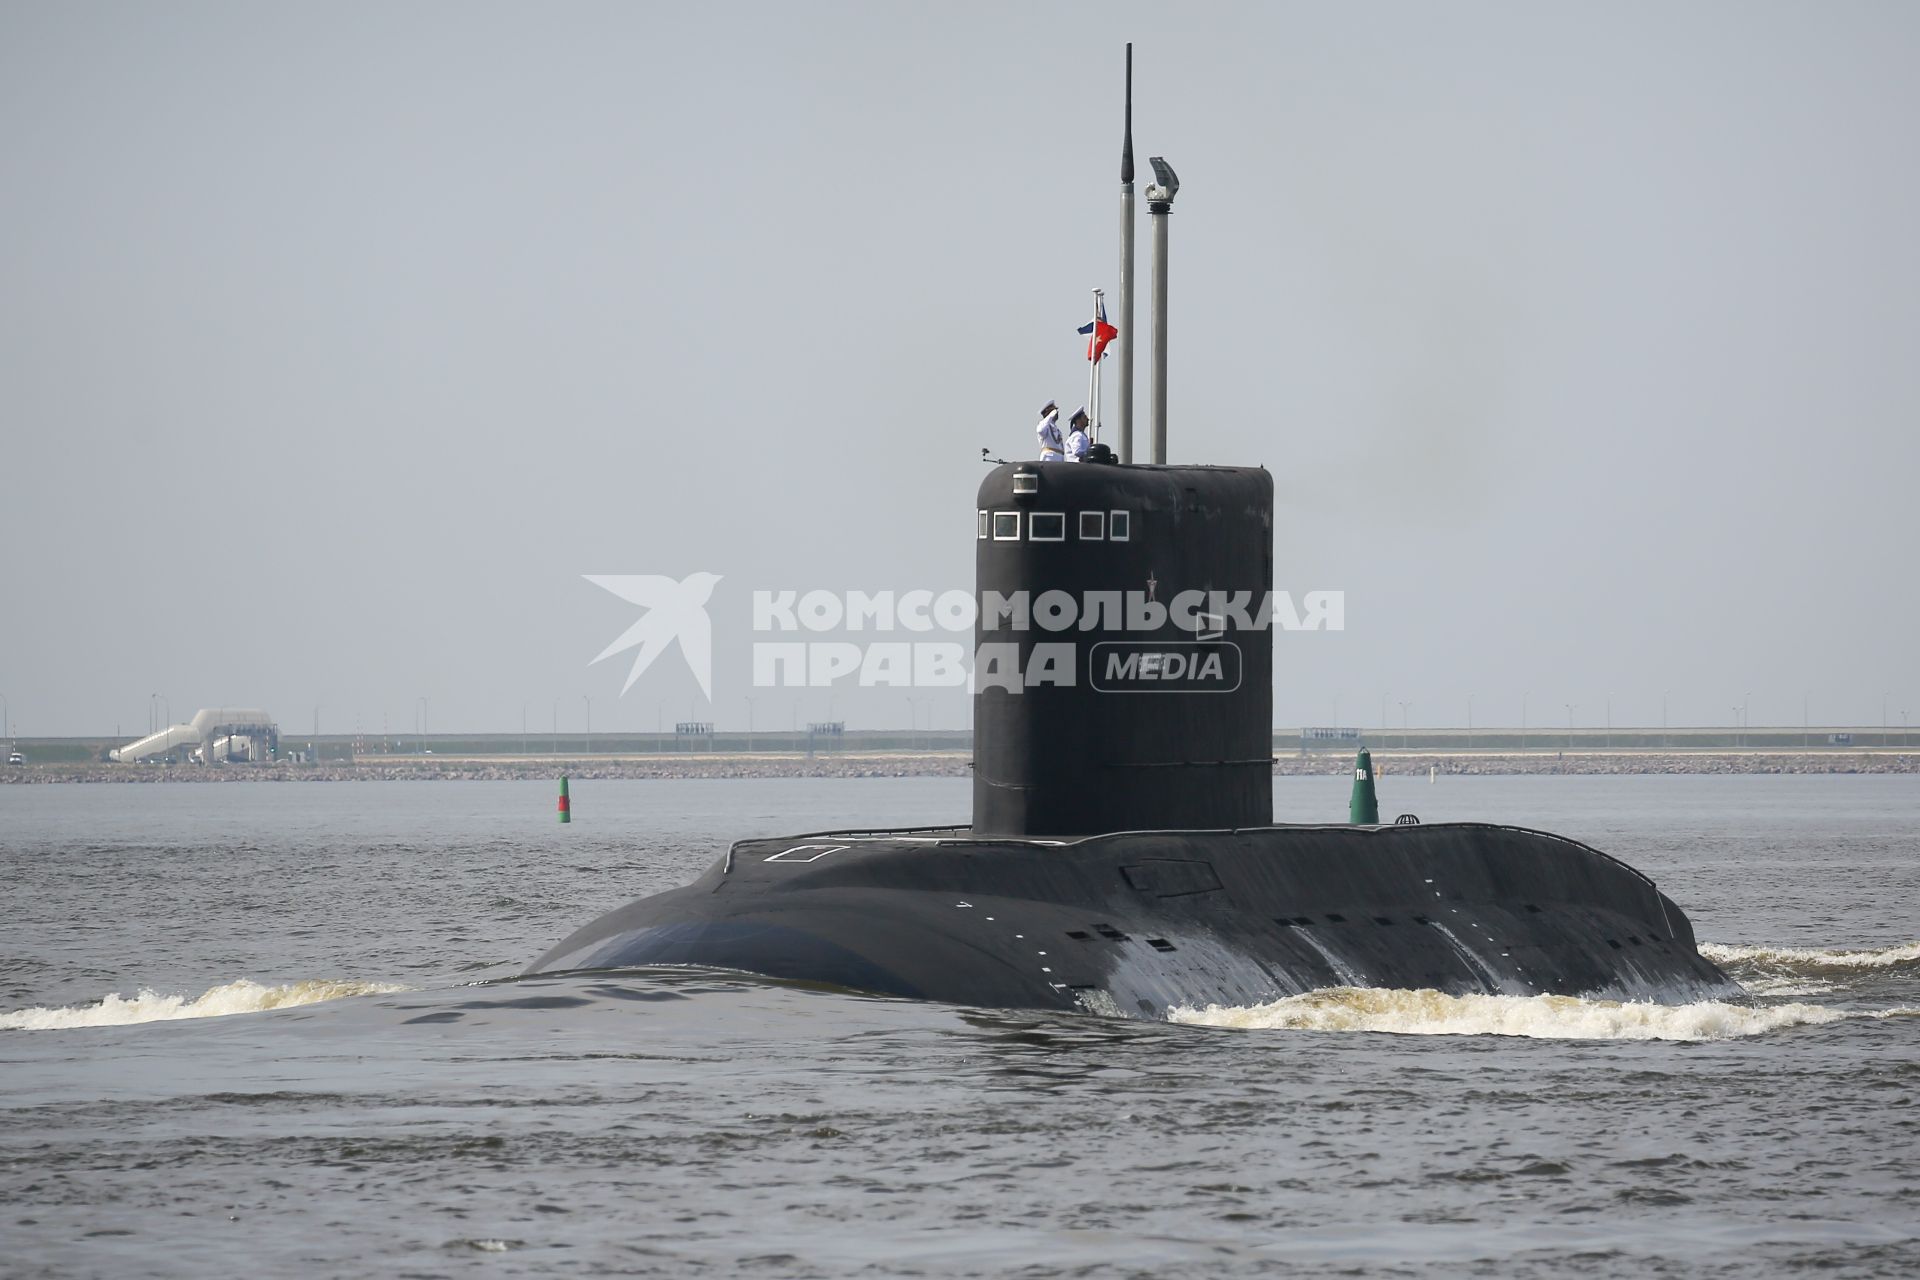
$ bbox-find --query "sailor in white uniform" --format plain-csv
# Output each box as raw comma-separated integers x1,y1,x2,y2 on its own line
1036,400,1064,461
1065,407,1091,462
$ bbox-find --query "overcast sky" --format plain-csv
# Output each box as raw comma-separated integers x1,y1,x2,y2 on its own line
3,2,1916,740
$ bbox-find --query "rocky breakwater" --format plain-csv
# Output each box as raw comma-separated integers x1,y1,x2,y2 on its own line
4,751,1913,784
1279,752,1918,777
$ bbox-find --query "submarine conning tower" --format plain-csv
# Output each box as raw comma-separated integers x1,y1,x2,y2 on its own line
973,461,1275,837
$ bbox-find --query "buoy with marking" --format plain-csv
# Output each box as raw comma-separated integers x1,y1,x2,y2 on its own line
1349,748,1379,825
558,775,571,824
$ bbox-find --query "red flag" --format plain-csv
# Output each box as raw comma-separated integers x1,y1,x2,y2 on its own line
1078,297,1118,363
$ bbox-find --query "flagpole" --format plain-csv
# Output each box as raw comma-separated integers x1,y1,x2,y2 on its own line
1087,287,1101,445
1098,289,1113,445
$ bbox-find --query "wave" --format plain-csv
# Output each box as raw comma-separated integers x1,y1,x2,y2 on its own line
0,979,407,1031
1699,941,1920,971
1169,987,1854,1041
1734,974,1837,999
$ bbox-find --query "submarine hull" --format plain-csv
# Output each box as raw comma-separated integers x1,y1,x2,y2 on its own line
528,823,1737,1018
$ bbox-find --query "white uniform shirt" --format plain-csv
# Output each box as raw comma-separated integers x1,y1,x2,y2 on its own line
1065,427,1090,461
1037,411,1063,460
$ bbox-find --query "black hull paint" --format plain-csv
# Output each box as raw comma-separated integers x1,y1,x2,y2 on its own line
528,823,1737,1018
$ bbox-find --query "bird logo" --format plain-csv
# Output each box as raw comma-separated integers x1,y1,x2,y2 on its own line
584,573,723,699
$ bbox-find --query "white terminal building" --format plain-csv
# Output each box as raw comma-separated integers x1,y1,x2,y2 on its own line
110,708,278,764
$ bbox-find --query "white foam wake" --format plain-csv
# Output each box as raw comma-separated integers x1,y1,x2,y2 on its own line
1170,987,1852,1041
1735,973,1837,998
0,979,407,1031
1699,941,1920,971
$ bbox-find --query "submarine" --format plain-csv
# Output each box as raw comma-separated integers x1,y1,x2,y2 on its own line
529,51,1737,1017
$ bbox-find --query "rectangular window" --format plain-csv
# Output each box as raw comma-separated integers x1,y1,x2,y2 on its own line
977,509,989,539
1110,509,1131,541
992,511,1020,541
1078,511,1105,540
1029,512,1065,541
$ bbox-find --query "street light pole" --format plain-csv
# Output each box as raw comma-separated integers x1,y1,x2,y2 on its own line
1398,700,1411,751
1565,703,1576,750
583,695,591,755
1605,692,1612,751
1466,693,1473,751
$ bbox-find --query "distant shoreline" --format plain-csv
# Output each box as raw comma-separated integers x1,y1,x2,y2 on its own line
3,750,1915,784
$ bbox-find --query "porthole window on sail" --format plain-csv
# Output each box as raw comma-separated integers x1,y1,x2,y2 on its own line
1029,512,1066,541
977,509,989,539
1110,510,1132,541
992,511,1020,540
1079,511,1105,540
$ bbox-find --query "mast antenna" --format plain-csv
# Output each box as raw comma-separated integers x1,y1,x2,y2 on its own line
1115,44,1137,463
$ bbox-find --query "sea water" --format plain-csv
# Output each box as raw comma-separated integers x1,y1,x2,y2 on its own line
2,776,1915,1276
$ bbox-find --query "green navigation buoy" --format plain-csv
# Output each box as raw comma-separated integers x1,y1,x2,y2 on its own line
558,775,571,824
1349,748,1379,824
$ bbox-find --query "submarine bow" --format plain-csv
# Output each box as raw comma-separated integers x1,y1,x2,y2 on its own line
531,821,1736,1014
